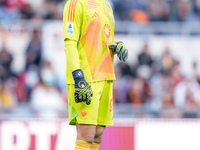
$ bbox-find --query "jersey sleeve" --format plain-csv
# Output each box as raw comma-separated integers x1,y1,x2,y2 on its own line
64,39,81,72
63,0,83,42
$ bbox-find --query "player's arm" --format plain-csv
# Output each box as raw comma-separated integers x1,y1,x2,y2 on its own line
109,41,128,62
64,39,80,71
63,0,93,105
64,40,93,105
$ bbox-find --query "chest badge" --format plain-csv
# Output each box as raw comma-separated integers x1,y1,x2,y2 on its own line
103,24,111,38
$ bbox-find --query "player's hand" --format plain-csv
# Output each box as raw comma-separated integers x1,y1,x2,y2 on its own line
72,69,93,105
109,41,128,62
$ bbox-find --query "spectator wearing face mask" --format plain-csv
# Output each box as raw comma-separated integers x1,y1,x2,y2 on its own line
30,61,67,118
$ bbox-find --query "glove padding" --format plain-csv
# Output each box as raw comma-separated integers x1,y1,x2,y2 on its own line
109,41,128,62
72,69,93,105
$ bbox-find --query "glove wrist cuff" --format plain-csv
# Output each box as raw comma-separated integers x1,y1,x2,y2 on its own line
72,69,84,80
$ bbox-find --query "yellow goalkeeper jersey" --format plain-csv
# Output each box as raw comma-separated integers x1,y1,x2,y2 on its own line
63,0,115,84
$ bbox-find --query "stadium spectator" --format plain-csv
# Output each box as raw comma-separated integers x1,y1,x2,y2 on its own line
114,76,132,103
138,43,153,67
24,65,40,100
30,61,67,118
20,3,35,19
14,73,29,102
130,9,149,23
128,77,151,105
117,61,132,77
30,80,67,118
192,61,200,84
175,0,199,22
170,61,183,87
113,0,139,20
193,0,200,17
0,42,13,79
148,0,169,21
0,66,6,81
0,80,17,109
43,1,61,20
173,75,200,109
25,29,42,71
160,46,175,74
162,86,174,106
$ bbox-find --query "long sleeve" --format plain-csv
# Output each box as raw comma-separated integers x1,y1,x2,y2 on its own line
64,39,80,72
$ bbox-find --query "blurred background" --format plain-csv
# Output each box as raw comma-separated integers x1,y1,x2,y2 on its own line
1,0,200,150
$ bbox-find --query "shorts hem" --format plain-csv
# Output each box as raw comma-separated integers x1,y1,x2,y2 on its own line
70,121,114,126
76,121,97,125
97,123,113,126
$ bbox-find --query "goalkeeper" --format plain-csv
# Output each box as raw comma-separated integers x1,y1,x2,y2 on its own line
63,0,128,149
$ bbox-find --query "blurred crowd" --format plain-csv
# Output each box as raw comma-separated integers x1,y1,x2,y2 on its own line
114,0,200,22
1,0,200,119
114,44,200,118
0,0,64,22
0,29,67,119
1,0,200,22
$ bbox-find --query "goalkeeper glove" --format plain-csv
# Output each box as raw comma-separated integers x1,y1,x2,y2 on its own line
72,69,93,105
109,41,128,62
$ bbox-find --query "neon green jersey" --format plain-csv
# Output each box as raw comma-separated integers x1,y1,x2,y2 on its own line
63,0,115,84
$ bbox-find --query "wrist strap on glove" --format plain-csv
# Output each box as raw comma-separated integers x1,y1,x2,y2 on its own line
72,69,84,80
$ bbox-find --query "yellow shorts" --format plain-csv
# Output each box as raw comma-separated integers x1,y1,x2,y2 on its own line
67,80,113,126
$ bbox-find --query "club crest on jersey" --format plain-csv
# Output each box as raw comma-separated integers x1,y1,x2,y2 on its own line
103,24,111,38
67,23,73,34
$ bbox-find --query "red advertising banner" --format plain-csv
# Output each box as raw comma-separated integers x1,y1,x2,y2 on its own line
100,126,135,150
